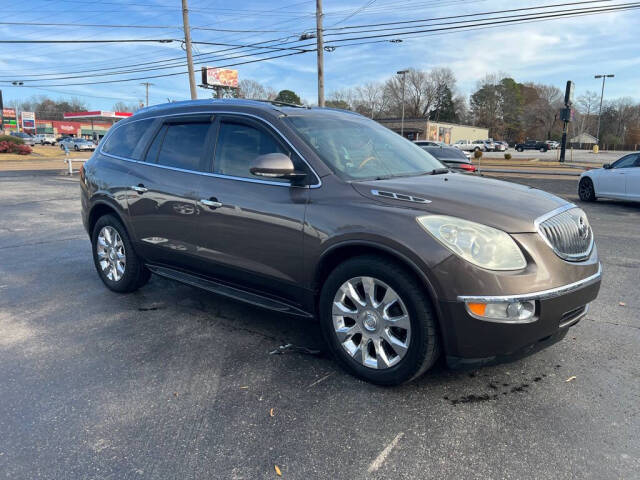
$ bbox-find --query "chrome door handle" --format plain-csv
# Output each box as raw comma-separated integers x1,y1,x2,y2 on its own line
131,185,148,193
201,199,222,208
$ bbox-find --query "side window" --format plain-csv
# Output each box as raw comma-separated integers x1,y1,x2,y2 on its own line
102,119,154,160
612,155,637,169
214,121,290,182
152,122,212,172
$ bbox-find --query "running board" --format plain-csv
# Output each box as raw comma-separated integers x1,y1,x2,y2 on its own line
146,264,313,318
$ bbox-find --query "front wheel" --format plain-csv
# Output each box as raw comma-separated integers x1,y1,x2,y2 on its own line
578,177,597,202
92,214,150,293
516,147,524,152
319,256,440,385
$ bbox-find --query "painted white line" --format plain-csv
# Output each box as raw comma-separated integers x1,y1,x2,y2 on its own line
307,372,333,389
367,432,404,473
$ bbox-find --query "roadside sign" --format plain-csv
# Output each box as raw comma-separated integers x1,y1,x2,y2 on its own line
201,67,239,88
564,81,575,106
21,111,36,130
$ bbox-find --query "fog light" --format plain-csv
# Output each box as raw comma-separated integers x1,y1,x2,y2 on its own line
465,300,536,323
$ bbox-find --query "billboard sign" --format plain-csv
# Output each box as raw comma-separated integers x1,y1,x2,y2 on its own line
22,111,36,130
201,67,239,88
2,108,17,129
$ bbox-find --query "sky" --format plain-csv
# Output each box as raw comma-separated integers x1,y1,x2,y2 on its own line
1,0,639,112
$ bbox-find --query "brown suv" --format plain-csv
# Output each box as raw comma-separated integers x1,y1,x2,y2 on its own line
80,100,601,385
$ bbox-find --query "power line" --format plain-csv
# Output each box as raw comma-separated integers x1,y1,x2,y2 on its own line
0,39,175,44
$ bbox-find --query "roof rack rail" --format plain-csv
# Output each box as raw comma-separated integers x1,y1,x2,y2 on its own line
253,99,310,109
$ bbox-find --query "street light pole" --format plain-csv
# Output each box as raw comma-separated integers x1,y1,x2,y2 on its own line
594,73,614,148
397,70,408,137
316,0,325,107
182,0,197,100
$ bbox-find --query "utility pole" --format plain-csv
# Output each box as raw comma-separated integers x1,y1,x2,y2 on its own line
397,70,408,137
140,82,153,107
559,80,574,163
594,73,614,148
316,0,325,107
182,0,197,100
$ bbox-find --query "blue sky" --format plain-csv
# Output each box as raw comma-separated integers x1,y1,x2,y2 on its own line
1,0,639,111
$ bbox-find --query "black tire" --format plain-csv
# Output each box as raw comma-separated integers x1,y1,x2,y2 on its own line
578,177,597,202
91,214,150,293
540,147,547,153
517,147,523,152
319,255,440,385
74,145,79,151
474,147,481,152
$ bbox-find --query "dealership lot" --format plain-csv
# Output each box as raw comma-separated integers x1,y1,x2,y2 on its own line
483,148,634,164
0,172,638,479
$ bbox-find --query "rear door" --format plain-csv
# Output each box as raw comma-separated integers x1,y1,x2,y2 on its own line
192,114,314,302
125,114,217,271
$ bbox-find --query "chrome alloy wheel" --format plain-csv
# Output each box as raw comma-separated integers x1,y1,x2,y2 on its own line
96,226,126,282
332,276,411,369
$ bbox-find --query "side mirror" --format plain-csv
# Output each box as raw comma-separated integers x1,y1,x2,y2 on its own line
603,163,611,169
249,153,307,182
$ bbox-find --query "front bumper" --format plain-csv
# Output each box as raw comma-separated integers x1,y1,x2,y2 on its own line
438,264,601,367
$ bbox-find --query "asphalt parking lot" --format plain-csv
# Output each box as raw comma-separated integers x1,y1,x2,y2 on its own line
483,148,634,164
0,172,638,479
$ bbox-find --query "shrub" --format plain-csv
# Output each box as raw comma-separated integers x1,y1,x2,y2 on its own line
473,149,483,159
0,140,32,155
504,153,512,160
0,134,24,145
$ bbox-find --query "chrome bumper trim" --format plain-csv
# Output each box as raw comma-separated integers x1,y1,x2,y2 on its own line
457,263,601,303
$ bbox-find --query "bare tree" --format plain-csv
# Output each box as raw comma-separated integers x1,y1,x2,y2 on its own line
238,79,268,100
576,90,600,141
354,82,384,118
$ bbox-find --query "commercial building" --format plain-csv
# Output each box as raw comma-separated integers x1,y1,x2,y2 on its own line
376,118,489,144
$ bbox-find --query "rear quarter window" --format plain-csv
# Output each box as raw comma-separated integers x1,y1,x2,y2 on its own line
101,118,155,160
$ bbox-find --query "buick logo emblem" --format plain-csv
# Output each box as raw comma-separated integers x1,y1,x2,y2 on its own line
577,215,589,239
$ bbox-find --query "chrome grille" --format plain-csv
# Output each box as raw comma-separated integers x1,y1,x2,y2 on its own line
537,206,593,261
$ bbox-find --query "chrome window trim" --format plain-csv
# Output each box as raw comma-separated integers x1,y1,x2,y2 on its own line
99,110,322,189
534,203,594,262
457,262,601,303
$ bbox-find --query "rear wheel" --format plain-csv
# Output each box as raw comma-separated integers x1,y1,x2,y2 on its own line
319,256,440,385
92,214,150,293
578,177,597,202
517,147,524,152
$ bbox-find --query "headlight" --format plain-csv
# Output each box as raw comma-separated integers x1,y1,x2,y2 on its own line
416,215,526,270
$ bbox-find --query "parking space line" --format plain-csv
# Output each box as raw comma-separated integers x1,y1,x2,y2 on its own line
367,432,404,473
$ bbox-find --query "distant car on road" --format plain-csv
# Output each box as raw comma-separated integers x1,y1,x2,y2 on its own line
579,152,640,202
515,140,549,152
34,134,57,145
545,140,560,150
9,131,35,146
418,145,476,173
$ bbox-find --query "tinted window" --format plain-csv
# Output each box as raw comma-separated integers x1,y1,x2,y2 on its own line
144,125,166,163
102,119,154,160
154,122,211,172
214,121,289,181
422,146,466,160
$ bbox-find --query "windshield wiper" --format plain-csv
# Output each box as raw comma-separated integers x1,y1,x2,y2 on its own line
423,168,450,175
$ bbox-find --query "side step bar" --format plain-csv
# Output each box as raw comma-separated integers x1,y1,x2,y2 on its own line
146,264,313,318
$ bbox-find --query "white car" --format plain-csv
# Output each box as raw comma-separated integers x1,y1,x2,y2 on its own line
34,134,57,145
579,152,640,202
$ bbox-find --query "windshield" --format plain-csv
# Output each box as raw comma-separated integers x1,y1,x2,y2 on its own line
285,114,444,180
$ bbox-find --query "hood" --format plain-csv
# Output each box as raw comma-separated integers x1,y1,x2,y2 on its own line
351,173,568,233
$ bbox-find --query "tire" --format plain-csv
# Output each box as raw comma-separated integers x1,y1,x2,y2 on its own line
474,147,481,152
517,147,523,152
319,255,440,385
540,147,547,153
74,145,79,151
578,177,597,202
91,214,150,293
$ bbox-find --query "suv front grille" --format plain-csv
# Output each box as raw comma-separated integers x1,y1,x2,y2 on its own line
537,207,593,262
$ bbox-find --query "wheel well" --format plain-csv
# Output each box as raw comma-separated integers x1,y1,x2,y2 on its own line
314,244,436,304
88,203,119,235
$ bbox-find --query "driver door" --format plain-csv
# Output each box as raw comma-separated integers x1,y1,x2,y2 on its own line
598,154,637,197
191,115,312,304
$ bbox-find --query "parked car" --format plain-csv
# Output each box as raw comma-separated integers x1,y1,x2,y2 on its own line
418,145,476,173
472,139,495,152
493,141,508,152
81,99,601,385
60,137,95,151
9,131,35,146
545,140,560,149
514,140,549,152
579,152,640,202
452,139,476,151
34,134,57,145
